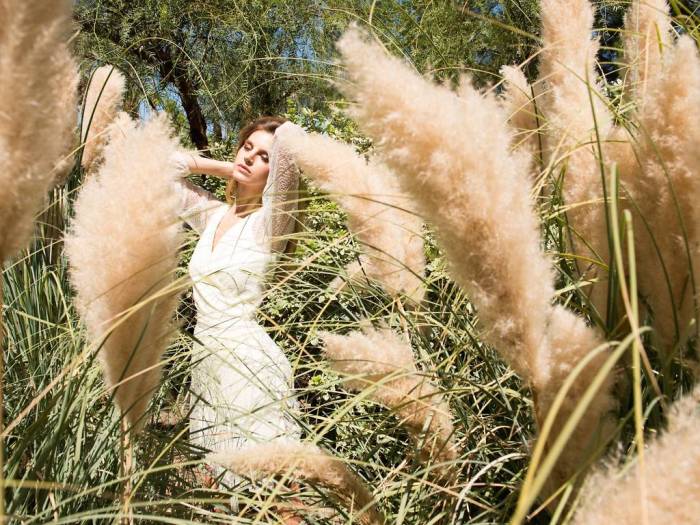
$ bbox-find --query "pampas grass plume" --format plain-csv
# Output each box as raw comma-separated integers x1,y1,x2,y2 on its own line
0,0,78,260
571,386,700,524
624,0,672,100
500,65,540,159
210,442,385,525
534,305,616,490
537,0,615,316
336,27,552,380
627,32,700,348
277,128,425,305
538,0,612,141
322,328,458,473
322,327,416,389
336,25,616,493
65,112,183,430
80,65,126,173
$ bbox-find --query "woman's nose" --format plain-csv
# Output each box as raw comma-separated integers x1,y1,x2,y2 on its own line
243,152,254,165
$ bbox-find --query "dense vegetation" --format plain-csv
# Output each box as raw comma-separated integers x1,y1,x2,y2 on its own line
2,1,700,524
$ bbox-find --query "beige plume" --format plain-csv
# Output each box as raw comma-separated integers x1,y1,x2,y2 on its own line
210,441,385,525
65,113,184,430
0,0,78,260
627,34,700,349
336,26,615,494
500,65,540,161
337,26,552,380
572,385,700,524
277,128,425,305
80,65,126,173
322,328,458,476
624,0,673,102
537,0,616,318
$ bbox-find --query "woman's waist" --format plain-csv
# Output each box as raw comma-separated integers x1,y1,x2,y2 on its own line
194,310,260,333
192,294,261,319
192,318,289,368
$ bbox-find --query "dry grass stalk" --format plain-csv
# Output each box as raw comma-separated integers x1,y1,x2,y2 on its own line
65,113,183,430
336,26,616,493
322,328,458,475
210,441,385,525
0,0,78,260
571,385,700,524
80,65,126,174
327,256,370,293
277,128,425,305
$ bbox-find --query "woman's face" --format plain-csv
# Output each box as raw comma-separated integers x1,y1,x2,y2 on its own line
232,129,274,189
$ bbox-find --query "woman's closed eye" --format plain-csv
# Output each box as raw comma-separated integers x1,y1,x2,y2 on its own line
244,141,269,163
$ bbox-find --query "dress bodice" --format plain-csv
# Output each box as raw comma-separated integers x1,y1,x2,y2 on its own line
188,205,273,331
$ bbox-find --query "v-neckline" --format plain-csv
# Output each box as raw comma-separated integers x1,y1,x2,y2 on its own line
209,206,246,255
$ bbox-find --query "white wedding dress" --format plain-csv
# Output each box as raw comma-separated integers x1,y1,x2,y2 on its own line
176,176,300,484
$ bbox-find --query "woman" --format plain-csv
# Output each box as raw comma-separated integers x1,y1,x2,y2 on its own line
172,116,303,502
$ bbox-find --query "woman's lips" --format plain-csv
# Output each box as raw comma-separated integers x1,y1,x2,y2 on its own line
236,163,251,175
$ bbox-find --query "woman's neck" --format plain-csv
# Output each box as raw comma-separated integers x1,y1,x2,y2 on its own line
234,184,264,216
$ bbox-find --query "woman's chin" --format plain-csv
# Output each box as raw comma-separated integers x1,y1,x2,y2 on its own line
231,172,251,184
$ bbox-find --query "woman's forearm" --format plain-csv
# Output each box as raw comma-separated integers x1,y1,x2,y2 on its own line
176,152,234,179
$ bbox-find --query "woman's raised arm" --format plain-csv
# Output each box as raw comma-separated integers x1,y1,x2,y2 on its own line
171,151,228,234
173,151,236,179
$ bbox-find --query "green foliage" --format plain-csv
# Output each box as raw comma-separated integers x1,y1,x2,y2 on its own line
0,158,536,522
74,0,547,151
8,1,700,523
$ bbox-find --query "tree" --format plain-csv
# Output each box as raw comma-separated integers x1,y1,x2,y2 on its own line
75,0,328,150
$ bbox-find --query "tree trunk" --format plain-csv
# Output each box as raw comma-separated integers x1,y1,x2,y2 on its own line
155,46,209,153
172,73,209,152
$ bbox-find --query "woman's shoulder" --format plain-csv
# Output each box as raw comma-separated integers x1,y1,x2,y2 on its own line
245,207,271,246
193,201,228,230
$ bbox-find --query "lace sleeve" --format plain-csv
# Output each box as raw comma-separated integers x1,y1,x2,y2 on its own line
171,151,226,234
255,122,303,255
